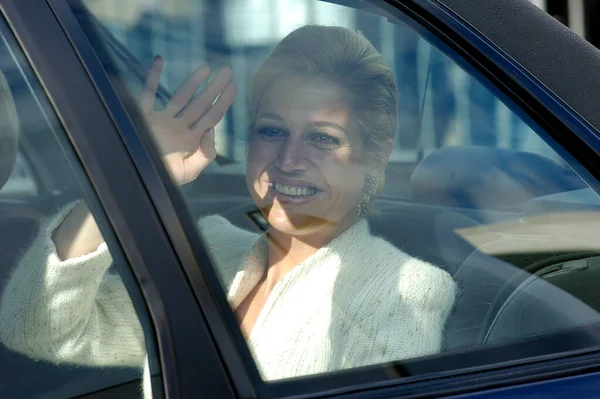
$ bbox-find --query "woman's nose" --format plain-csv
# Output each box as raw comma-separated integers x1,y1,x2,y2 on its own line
276,139,310,173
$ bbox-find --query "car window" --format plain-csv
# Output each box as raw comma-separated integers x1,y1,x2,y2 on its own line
72,0,600,393
0,15,161,399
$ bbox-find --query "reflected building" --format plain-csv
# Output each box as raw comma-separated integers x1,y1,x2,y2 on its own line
81,0,589,165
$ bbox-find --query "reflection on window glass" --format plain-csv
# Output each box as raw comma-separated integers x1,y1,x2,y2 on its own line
82,0,559,166
78,0,600,388
0,154,36,196
0,16,159,399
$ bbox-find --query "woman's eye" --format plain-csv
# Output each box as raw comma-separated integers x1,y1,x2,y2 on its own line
256,127,287,139
310,133,340,147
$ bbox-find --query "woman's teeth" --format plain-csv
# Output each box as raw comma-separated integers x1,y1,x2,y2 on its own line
274,183,317,197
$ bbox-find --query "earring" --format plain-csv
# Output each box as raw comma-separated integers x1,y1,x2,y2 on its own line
358,174,379,217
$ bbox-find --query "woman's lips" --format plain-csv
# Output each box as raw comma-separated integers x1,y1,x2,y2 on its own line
267,181,324,205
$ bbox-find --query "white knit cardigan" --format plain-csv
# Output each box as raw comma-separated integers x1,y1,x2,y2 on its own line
0,207,456,398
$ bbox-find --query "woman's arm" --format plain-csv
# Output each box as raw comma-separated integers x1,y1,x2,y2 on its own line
0,204,145,367
0,58,237,368
53,58,236,262
52,201,104,260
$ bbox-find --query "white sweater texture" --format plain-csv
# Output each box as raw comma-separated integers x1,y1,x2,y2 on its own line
0,206,456,397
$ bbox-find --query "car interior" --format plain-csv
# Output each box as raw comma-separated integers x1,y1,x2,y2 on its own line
1,2,600,398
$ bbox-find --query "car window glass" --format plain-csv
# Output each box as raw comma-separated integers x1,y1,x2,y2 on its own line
73,0,600,391
0,16,161,399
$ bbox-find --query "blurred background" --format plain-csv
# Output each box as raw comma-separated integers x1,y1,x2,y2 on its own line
84,0,578,160
4,0,589,195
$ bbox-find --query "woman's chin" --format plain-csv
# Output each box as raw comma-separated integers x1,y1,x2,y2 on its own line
264,206,331,236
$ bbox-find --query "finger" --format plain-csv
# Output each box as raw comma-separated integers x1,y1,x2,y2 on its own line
191,82,237,133
140,56,164,110
179,66,233,125
164,64,211,116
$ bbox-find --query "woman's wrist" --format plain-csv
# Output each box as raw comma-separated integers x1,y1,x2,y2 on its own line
52,201,104,261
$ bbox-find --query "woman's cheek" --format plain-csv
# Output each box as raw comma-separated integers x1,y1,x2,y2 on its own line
245,157,261,197
325,160,367,204
249,140,278,167
246,158,273,202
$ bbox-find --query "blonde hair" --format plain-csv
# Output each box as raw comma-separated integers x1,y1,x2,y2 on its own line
248,25,397,164
0,69,19,189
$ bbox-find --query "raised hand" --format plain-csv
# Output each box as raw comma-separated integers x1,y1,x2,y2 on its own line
140,56,237,185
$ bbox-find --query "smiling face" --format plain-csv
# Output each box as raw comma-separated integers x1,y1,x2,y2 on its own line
246,76,372,240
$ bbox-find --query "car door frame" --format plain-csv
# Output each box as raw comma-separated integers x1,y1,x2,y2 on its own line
0,0,238,397
22,0,600,398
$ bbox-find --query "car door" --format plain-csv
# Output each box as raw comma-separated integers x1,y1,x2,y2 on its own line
0,0,237,397
5,0,600,398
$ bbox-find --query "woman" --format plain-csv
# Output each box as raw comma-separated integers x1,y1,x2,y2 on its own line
0,25,455,396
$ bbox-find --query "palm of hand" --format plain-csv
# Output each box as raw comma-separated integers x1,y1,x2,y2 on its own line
140,56,237,185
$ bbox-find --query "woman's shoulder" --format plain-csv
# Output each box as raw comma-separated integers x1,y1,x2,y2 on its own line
364,233,456,307
334,231,457,365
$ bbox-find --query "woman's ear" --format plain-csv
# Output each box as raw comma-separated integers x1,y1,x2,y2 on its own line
369,138,393,176
382,138,393,164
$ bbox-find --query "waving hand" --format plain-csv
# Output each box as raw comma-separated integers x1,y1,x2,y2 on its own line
140,56,237,185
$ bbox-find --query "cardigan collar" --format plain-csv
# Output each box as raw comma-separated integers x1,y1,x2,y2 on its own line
227,219,370,309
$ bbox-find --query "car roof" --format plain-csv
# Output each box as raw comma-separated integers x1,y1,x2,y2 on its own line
439,0,600,133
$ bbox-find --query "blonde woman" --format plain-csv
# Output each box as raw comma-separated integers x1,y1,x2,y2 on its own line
0,25,456,397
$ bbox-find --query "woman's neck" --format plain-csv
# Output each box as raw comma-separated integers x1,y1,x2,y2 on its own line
263,217,359,291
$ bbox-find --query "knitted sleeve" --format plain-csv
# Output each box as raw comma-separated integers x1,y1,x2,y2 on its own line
0,207,256,370
0,204,146,368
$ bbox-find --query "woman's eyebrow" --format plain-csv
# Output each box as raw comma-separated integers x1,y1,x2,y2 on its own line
257,112,283,121
310,121,346,133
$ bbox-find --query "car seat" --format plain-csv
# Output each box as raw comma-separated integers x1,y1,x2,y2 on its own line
484,255,600,347
444,207,600,351
410,146,585,211
406,146,600,353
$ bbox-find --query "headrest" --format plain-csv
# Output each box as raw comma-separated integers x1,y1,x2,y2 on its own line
410,146,585,210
